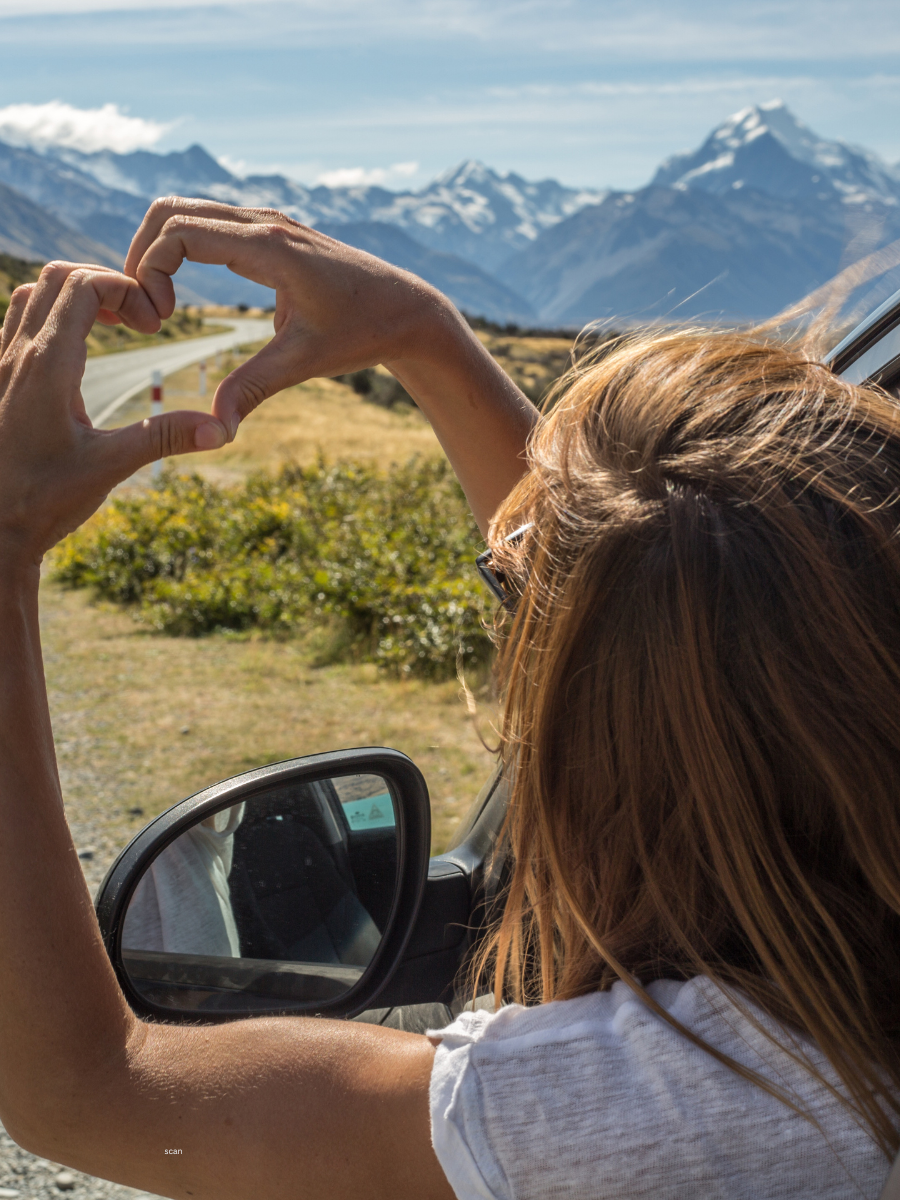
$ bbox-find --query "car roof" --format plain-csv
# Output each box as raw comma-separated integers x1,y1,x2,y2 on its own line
826,285,900,387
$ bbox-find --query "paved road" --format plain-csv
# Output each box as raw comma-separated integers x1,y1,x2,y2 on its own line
82,318,273,426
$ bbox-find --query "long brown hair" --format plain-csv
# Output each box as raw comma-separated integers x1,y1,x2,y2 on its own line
480,328,900,1153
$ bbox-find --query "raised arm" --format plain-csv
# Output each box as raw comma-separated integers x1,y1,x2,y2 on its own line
125,198,540,534
0,264,453,1200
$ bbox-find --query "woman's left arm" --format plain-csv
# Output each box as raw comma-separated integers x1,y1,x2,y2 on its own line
0,264,451,1200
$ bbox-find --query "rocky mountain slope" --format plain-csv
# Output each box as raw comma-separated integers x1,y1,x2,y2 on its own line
1,101,898,323
498,102,900,324
0,177,118,266
498,184,853,324
57,147,605,271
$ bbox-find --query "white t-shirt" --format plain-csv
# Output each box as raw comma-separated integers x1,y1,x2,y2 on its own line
429,977,891,1199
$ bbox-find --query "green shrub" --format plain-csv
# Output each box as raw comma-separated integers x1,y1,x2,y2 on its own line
334,368,416,408
53,459,494,677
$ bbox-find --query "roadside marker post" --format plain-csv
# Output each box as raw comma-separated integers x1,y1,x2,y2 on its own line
198,360,207,397
151,369,163,482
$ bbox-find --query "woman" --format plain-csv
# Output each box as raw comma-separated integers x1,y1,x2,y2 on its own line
0,199,896,1199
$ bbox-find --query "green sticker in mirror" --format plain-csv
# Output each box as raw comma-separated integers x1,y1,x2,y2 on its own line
340,792,396,831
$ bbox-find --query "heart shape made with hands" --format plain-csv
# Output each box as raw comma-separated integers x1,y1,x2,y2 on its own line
123,196,445,444
122,195,541,537
0,198,535,559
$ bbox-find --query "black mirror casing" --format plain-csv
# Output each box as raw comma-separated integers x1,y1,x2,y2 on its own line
96,748,430,1022
375,763,509,1009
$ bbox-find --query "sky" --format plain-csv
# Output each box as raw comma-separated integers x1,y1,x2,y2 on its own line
0,0,898,191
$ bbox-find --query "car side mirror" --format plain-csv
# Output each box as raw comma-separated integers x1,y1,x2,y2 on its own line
95,748,430,1021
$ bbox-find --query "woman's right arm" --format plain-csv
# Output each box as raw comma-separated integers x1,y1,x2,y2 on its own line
125,198,540,535
0,262,455,1200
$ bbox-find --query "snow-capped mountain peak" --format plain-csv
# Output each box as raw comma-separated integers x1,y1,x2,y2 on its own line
711,101,820,161
435,158,495,189
652,101,900,207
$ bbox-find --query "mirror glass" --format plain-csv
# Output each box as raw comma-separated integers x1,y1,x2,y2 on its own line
120,773,398,1012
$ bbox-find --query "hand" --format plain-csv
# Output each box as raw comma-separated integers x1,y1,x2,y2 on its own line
126,199,538,530
0,262,229,567
125,198,457,440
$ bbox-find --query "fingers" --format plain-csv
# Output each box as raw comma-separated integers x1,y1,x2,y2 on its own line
125,196,297,279
0,285,34,357
95,309,125,327
3,264,158,365
39,269,160,363
210,331,303,436
99,409,228,480
18,262,122,341
134,214,293,319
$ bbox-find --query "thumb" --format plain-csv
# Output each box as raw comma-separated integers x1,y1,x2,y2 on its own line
99,409,228,479
211,333,305,439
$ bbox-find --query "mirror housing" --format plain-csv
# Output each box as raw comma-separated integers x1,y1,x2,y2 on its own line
96,748,430,1021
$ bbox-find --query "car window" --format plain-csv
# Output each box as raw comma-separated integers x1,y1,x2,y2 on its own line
331,774,396,831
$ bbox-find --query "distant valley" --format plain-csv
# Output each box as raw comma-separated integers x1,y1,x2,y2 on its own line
2,100,899,325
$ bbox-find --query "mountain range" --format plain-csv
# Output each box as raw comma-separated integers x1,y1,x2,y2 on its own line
1,100,899,324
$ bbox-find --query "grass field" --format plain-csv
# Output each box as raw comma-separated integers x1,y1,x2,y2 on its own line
106,348,445,478
102,327,577,474
42,579,498,886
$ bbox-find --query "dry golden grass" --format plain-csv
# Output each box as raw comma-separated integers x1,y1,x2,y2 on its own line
107,349,444,479
476,332,574,406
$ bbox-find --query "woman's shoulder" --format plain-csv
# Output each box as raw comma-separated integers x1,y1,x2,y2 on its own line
431,974,835,1109
431,976,710,1051
429,978,886,1200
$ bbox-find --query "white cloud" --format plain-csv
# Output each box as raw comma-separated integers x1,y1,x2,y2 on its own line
315,161,419,187
216,154,250,177
0,101,171,153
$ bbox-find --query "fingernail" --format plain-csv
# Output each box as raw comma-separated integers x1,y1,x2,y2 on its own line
194,421,227,451
229,414,240,442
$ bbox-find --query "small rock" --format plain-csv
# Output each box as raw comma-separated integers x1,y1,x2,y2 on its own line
54,1171,76,1190
180,726,191,735
0,1187,20,1197
128,806,145,817
76,847,95,861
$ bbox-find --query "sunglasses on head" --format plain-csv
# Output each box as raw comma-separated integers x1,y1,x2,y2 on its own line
475,523,533,610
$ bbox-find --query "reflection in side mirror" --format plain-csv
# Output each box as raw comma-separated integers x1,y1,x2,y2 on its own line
98,752,429,1020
